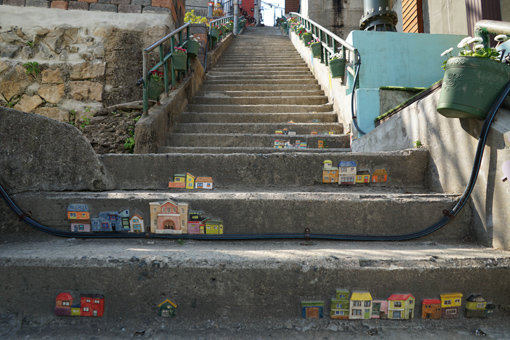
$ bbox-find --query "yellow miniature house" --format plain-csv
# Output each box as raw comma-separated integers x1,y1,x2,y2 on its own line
322,160,339,183
355,170,370,184
204,218,224,234
350,291,372,319
440,292,463,319
186,172,195,190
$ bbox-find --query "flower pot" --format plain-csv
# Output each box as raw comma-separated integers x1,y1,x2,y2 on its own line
437,56,510,119
310,42,321,58
210,27,220,40
172,53,187,71
302,32,312,45
329,58,345,78
187,40,200,58
148,79,165,100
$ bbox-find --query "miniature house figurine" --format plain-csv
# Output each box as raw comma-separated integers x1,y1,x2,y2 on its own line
168,174,186,188
301,301,325,319
55,292,104,317
55,292,74,316
338,161,357,185
422,299,442,319
330,289,350,319
67,204,90,221
372,300,388,319
119,209,130,231
465,294,488,318
355,170,371,184
188,210,205,234
349,291,372,319
440,292,463,319
186,172,195,190
203,218,224,234
387,294,415,319
129,214,144,233
151,200,189,234
322,160,339,184
158,299,177,318
372,169,388,183
195,177,214,190
71,222,91,233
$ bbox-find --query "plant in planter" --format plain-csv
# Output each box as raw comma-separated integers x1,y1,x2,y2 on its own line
187,35,200,58
329,53,346,79
302,32,312,45
172,47,188,71
308,39,322,58
437,35,510,119
210,26,220,40
148,70,165,100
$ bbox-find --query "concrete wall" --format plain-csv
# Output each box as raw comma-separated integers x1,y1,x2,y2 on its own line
352,89,510,250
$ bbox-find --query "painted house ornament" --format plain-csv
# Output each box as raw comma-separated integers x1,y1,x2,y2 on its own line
158,299,177,318
55,292,104,317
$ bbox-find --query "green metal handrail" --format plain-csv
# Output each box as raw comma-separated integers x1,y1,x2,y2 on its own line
142,23,192,115
289,12,360,75
209,15,234,49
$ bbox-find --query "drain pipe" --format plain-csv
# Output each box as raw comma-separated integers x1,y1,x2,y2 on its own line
233,0,239,35
475,20,510,48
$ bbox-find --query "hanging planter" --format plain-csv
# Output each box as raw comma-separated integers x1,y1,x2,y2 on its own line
148,79,164,100
172,48,187,71
329,58,346,78
210,27,220,40
302,32,312,45
310,42,321,58
187,40,200,58
437,56,510,119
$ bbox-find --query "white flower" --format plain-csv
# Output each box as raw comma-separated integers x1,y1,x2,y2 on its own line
474,44,485,51
495,34,509,42
441,47,454,56
467,37,483,45
457,36,472,48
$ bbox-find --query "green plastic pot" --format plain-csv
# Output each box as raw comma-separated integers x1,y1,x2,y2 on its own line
210,27,220,40
310,42,321,58
172,53,187,71
437,56,510,119
148,79,164,100
329,58,346,78
187,40,200,58
302,32,312,45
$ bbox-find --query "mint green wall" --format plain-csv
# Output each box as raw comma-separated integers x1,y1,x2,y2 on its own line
346,31,466,134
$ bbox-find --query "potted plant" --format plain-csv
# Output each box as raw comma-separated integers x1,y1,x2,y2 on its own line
210,26,220,40
309,39,321,58
148,70,165,100
187,35,200,58
302,32,312,45
329,53,346,78
437,35,510,119
172,47,187,71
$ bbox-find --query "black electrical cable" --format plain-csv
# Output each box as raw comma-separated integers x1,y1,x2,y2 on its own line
1,81,509,241
351,57,367,136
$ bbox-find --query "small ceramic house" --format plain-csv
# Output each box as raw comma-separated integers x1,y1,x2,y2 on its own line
80,294,104,317
186,172,195,190
330,289,350,319
188,210,205,234
67,204,90,221
440,292,463,319
465,294,487,318
119,209,130,232
355,170,371,184
322,160,339,184
195,177,213,190
422,299,442,319
55,292,73,316
158,299,177,318
150,200,189,234
349,291,372,319
372,300,388,319
338,161,357,185
71,222,91,233
203,218,224,235
372,169,388,183
387,294,415,319
301,300,325,319
169,174,186,188
129,214,144,233
90,211,121,232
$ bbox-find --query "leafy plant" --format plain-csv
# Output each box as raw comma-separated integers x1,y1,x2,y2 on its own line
79,117,91,129
414,140,423,148
25,40,34,48
184,10,209,26
68,109,76,126
23,61,40,78
150,70,164,82
441,35,510,69
1,94,20,108
124,136,135,153
174,47,187,55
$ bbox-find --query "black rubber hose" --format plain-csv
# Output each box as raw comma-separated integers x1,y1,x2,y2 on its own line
351,58,367,136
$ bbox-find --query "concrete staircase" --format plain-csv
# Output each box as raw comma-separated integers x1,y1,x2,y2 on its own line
1,27,510,336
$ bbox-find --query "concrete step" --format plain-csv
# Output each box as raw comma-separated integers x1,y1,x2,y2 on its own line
212,65,309,70
215,62,307,67
195,90,325,98
219,57,304,62
166,133,350,149
174,122,343,134
99,149,427,188
191,96,328,106
179,112,338,123
187,103,333,113
157,146,351,154
6,190,470,241
207,70,312,77
203,79,318,85
3,239,507,328
206,75,315,81
200,84,322,91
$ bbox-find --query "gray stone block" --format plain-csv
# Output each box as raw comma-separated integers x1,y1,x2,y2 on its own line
0,43,19,58
142,5,169,13
132,0,149,5
89,2,118,11
3,0,25,6
111,0,129,4
117,3,140,12
68,1,88,10
25,0,50,7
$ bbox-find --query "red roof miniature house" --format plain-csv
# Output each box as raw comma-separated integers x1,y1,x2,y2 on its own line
55,292,73,316
422,299,441,319
80,294,104,317
195,177,213,190
387,293,415,319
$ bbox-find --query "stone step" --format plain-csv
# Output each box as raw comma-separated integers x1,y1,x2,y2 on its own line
166,133,350,149
7,190,469,242
157,146,351,154
206,74,315,81
179,112,338,123
213,65,309,70
187,103,333,113
195,90,325,98
203,79,318,85
200,84,322,91
174,122,343,134
207,70,312,76
215,62,307,67
219,57,304,62
3,239,507,327
191,96,328,106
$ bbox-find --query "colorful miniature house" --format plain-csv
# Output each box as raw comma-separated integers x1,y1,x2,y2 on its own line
67,204,90,221
55,292,73,316
90,211,123,232
322,160,339,184
195,177,213,190
203,218,224,235
169,174,186,188
349,291,372,319
421,299,442,319
440,292,463,319
338,161,357,185
186,172,195,190
119,209,130,232
387,294,415,319
188,210,205,234
355,170,371,184
129,214,144,233
71,222,91,233
330,289,350,319
158,299,177,318
80,294,104,317
465,294,487,318
372,300,388,319
301,300,325,319
372,169,388,183
150,200,189,234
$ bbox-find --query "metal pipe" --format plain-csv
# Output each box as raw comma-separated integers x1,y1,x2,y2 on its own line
234,0,239,35
475,20,510,48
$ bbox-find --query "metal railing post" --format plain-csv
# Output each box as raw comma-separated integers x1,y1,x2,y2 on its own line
234,1,239,35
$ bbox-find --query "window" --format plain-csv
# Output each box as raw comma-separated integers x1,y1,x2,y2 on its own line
477,303,485,308
364,301,371,307
454,299,460,304
444,300,451,305
94,299,100,304
86,299,91,303
62,301,70,306
394,302,402,308
353,301,361,307
445,308,457,315
352,309,362,316
83,307,89,312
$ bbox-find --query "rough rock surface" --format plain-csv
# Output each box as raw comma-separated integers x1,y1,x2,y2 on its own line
0,107,113,193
